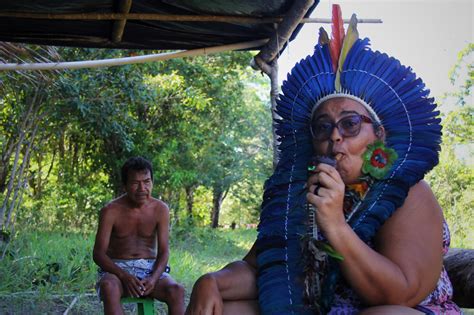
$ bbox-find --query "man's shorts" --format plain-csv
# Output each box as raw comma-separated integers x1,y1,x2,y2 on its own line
96,258,170,297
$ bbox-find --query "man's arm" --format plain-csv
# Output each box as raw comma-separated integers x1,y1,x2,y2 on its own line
93,206,123,276
186,242,258,315
93,205,144,298
142,201,170,294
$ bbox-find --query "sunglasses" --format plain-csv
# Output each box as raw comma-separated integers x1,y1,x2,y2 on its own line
310,114,374,141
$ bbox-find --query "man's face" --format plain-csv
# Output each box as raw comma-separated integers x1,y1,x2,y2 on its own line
124,169,153,206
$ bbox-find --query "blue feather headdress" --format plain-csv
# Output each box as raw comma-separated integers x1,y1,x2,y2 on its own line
256,5,442,314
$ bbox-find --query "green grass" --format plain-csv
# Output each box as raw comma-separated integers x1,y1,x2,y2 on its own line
4,228,470,314
0,227,256,314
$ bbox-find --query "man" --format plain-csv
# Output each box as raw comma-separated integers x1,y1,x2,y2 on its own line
93,156,185,315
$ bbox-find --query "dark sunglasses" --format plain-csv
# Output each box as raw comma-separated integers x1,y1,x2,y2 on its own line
310,114,374,141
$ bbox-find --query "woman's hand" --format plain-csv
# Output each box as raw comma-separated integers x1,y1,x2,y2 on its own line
186,273,223,315
306,162,346,234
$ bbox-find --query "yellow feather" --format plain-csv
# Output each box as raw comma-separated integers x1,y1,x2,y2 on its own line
335,14,359,91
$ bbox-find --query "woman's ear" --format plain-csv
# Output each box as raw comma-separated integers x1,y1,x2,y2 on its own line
375,125,386,140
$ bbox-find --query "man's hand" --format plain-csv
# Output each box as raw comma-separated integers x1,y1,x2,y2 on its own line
119,272,145,298
186,274,223,315
140,277,158,296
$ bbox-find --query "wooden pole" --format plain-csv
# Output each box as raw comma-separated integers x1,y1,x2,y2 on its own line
0,39,269,71
0,12,382,24
111,0,133,43
251,0,315,168
0,12,282,23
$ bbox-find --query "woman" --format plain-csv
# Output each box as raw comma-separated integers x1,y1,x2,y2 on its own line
186,6,460,315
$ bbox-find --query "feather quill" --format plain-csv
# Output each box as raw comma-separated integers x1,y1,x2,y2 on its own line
329,4,345,73
335,13,359,91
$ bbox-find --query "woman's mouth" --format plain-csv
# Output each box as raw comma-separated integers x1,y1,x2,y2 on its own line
334,152,344,161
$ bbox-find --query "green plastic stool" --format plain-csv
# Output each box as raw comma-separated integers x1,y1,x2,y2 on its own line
120,297,156,315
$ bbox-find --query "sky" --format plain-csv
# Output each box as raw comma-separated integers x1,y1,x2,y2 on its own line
278,0,473,107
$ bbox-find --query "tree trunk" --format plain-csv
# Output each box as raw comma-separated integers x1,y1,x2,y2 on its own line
163,189,180,226
444,248,474,308
0,137,16,194
211,187,225,228
5,121,39,230
0,87,43,230
185,185,195,222
268,61,280,170
252,58,279,169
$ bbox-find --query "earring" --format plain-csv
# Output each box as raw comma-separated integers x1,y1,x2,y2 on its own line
362,140,398,180
375,126,384,139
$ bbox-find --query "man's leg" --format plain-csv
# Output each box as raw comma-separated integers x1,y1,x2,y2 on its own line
149,275,185,315
223,300,259,315
99,273,125,315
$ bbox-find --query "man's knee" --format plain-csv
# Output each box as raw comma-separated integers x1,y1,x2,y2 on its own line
165,283,185,301
100,277,122,297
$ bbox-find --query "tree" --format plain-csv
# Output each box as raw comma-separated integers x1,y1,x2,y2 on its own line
427,43,473,248
0,44,61,240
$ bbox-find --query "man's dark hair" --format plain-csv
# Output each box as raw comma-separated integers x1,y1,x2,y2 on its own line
121,156,154,185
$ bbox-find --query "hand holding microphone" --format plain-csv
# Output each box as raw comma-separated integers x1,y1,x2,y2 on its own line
308,141,336,196
307,141,346,233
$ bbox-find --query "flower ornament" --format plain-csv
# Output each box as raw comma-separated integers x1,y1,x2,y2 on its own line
362,140,398,179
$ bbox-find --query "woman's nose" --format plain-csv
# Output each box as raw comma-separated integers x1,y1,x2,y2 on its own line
329,126,343,142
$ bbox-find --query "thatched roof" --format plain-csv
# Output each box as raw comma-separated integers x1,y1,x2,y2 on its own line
0,0,318,54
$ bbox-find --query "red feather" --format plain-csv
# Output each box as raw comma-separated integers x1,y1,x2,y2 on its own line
329,4,345,72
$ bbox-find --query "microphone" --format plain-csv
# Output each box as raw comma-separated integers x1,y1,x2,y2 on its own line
303,141,337,309
307,141,336,237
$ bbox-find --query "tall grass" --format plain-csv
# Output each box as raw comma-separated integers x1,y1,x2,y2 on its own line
0,227,256,314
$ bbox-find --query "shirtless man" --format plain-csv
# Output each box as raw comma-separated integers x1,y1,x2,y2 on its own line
93,156,185,315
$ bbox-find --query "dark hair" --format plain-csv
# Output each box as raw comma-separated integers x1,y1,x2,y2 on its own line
121,156,154,185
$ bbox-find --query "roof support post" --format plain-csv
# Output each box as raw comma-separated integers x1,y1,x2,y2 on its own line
254,0,315,64
111,0,133,43
252,0,315,168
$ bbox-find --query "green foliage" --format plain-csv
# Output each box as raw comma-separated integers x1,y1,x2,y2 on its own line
427,146,474,248
0,231,96,294
427,43,473,248
1,47,272,231
169,226,256,288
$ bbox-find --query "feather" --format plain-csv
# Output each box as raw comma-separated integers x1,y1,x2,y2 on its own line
335,13,359,91
329,4,345,73
318,27,330,46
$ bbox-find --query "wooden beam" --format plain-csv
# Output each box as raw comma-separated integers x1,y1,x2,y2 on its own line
0,12,280,23
111,0,133,43
0,12,382,24
0,39,269,71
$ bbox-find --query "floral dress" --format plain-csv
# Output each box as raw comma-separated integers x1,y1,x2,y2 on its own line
328,221,461,315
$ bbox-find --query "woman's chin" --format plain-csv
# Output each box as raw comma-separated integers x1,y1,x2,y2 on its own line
338,171,359,186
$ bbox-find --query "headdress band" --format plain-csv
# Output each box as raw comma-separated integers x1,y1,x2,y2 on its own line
311,91,382,124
